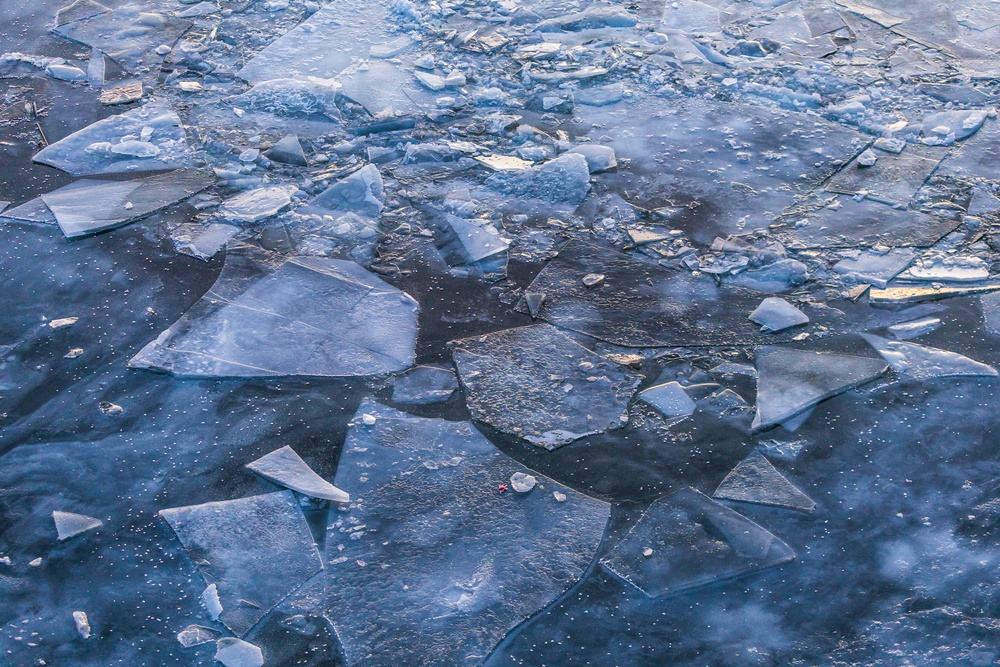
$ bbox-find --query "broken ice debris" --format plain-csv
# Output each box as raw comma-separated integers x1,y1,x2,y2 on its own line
215,638,264,667
246,446,349,502
439,214,509,270
752,346,887,431
921,110,988,144
327,399,609,666
391,365,458,405
100,80,143,105
888,317,941,340
264,134,307,166
53,510,103,541
450,324,639,449
307,164,384,219
219,185,297,224
861,335,998,381
130,243,418,378
176,624,219,648
897,253,991,283
833,249,916,289
72,611,91,639
600,488,794,598
749,298,809,333
160,491,323,636
713,451,816,513
869,284,1000,307
637,381,697,418
33,102,195,176
43,169,211,238
486,152,591,205
510,472,537,493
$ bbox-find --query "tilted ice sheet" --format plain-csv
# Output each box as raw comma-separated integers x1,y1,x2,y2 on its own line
160,491,323,637
246,446,350,502
861,334,998,380
326,399,610,667
601,487,795,598
392,365,459,405
713,450,816,512
450,323,640,449
130,242,418,377
33,102,196,176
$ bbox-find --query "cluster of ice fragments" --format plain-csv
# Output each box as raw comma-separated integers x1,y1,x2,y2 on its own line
4,0,1000,663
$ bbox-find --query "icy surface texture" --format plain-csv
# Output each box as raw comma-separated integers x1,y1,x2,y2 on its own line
450,323,640,449
131,242,418,377
160,491,323,637
326,399,610,666
713,451,816,512
601,488,795,598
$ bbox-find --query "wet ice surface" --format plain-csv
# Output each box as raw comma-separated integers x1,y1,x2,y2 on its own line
4,0,1000,663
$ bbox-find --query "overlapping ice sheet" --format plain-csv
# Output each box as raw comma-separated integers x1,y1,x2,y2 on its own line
33,102,195,176
326,399,610,667
752,346,887,431
392,365,458,405
600,487,795,598
159,491,323,637
246,446,349,502
713,450,816,512
337,61,434,116
518,241,792,347
130,243,418,377
861,334,998,380
42,169,210,238
824,145,946,206
450,323,639,449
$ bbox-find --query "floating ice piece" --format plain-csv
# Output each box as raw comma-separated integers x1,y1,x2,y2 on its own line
0,196,57,225
898,253,991,283
174,222,240,261
53,5,192,73
201,584,222,620
176,624,219,648
264,134,307,166
752,346,887,431
160,491,323,636
131,243,418,378
391,365,458,405
215,638,264,667
869,283,1000,307
566,144,617,173
601,487,794,598
486,153,591,205
443,214,509,264
833,249,916,289
309,164,384,218
637,381,697,418
53,510,103,540
219,185,297,224
46,63,86,81
246,446,349,502
33,102,194,176
888,316,941,340
99,80,143,105
713,451,815,513
327,399,609,666
42,169,210,238
510,472,537,493
922,110,988,142
757,438,807,461
234,78,341,119
861,335,997,381
983,292,1000,337
749,298,809,333
48,317,78,329
72,611,91,639
450,324,639,449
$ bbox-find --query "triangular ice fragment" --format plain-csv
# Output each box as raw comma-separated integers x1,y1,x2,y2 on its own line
749,297,809,333
246,446,349,502
264,134,308,166
713,451,816,513
861,334,998,380
53,510,103,541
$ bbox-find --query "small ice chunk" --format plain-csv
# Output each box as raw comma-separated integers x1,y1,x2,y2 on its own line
176,624,218,648
53,511,103,540
309,164,384,218
46,63,87,81
582,273,605,287
861,335,997,380
392,366,458,405
246,445,349,502
873,137,906,154
567,144,617,173
553,491,567,502
72,611,91,639
445,215,509,264
99,81,143,105
48,317,78,329
833,249,916,289
215,638,264,667
748,297,808,333
888,316,941,340
98,401,123,416
713,451,815,513
414,70,446,91
637,381,697,418
856,148,878,167
219,185,298,223
65,348,84,358
264,134,307,166
510,472,537,493
525,292,545,318
201,584,223,621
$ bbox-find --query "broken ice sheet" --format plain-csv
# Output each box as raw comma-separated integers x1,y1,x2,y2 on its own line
869,283,1000,307
42,169,211,238
450,323,639,449
0,196,58,225
637,381,697,419
600,487,795,598
53,510,103,540
485,152,591,207
218,185,298,224
306,164,384,219
33,102,195,176
752,345,887,431
326,399,609,666
130,242,418,377
391,365,458,405
246,446,349,503
749,297,809,333
824,144,946,207
832,248,916,289
160,491,323,637
888,316,941,340
713,450,816,513
861,334,998,381
338,60,435,117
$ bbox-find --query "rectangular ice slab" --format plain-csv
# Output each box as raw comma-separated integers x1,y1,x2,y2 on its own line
326,399,610,667
130,242,418,377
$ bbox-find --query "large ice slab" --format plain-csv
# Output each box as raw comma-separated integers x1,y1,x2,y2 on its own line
450,323,639,449
246,446,349,502
752,346,887,431
130,243,418,377
326,400,610,666
713,450,816,512
33,102,195,176
600,487,795,598
160,491,323,637
861,335,998,381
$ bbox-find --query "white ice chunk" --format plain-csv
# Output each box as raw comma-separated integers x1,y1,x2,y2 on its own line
861,335,998,380
201,584,222,621
215,638,264,667
176,624,219,648
748,297,809,333
72,611,91,639
53,510,102,540
219,185,298,223
246,446,349,502
637,381,697,418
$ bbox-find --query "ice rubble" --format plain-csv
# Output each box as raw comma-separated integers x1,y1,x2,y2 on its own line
325,399,609,666
713,450,816,513
246,445,349,502
130,242,418,377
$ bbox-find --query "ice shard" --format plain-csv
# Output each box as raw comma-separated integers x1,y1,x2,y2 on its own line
52,510,103,540
130,243,418,377
325,399,610,666
636,381,697,418
391,365,459,405
450,324,640,449
713,451,816,513
159,491,323,637
749,298,809,333
264,134,307,166
601,488,795,598
861,335,998,380
246,446,349,503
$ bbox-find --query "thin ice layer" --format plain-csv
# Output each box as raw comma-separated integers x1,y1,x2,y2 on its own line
391,365,458,405
326,400,610,667
42,169,211,238
861,334,998,380
246,446,349,502
450,324,639,449
53,510,103,540
159,491,323,637
600,487,795,598
130,243,418,378
752,346,887,431
33,102,195,176
713,450,816,512
825,145,946,206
